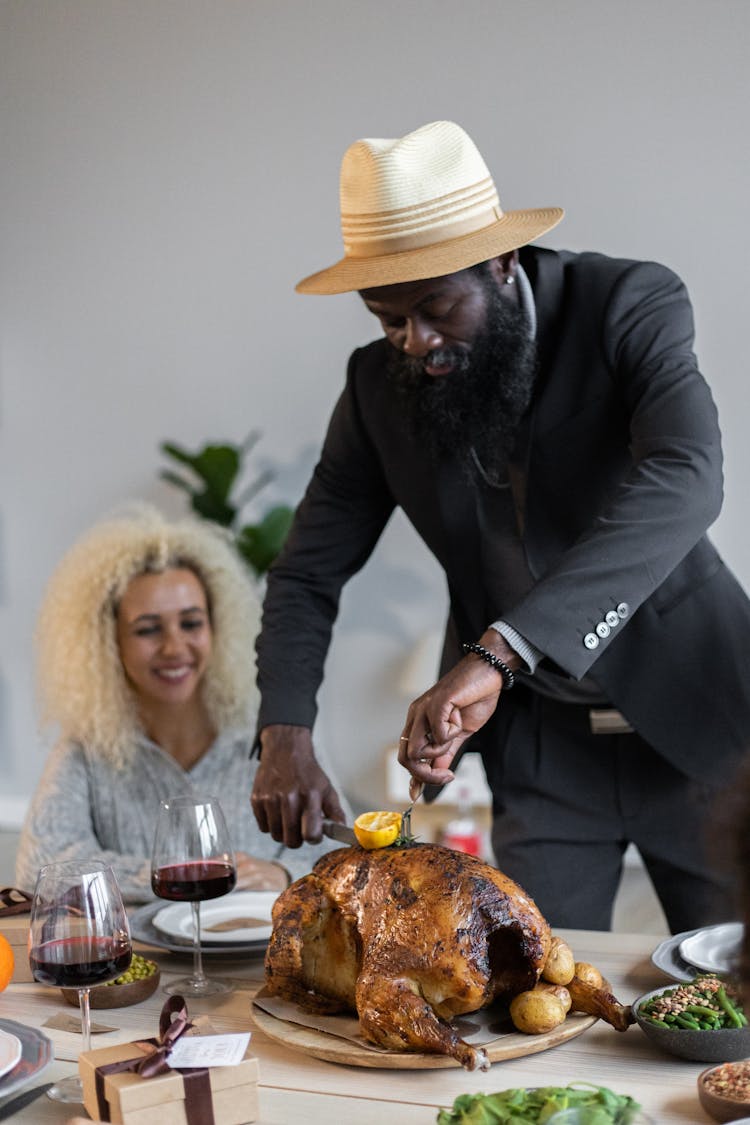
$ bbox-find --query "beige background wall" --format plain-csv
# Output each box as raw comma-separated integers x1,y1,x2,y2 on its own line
1,0,748,823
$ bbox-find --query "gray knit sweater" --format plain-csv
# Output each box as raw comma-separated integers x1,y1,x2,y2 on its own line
15,728,345,902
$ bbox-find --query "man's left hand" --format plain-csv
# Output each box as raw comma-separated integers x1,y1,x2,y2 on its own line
397,629,520,789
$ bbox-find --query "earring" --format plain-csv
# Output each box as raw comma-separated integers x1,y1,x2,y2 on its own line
505,276,515,286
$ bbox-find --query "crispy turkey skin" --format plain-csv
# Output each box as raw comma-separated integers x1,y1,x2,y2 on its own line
264,842,551,1070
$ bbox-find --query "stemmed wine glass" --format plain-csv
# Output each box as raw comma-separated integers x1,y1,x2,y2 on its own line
151,794,237,997
29,860,132,1103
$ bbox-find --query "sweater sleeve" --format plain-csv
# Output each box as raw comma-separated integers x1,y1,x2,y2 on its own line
15,741,152,903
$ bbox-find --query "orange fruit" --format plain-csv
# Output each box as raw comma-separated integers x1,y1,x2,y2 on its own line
353,810,402,849
0,933,14,991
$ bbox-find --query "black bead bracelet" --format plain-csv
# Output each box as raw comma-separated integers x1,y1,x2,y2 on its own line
462,642,516,690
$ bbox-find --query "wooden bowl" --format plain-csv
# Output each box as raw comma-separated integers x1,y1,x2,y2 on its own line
633,987,750,1063
698,1061,750,1123
61,964,160,1009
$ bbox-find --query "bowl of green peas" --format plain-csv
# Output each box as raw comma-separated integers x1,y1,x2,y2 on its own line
634,973,750,1062
61,952,160,1009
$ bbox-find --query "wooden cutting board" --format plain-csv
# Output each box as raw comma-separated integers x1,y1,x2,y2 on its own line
250,1000,598,1069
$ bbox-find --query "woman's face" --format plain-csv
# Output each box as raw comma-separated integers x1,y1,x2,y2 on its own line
116,568,213,709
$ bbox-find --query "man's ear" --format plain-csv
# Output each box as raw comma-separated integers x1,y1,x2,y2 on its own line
486,250,519,287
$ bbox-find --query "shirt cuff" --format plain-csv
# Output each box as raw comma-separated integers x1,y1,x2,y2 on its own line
489,620,543,674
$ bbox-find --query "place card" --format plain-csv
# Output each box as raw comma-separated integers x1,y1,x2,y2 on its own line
43,1012,119,1035
168,1031,251,1069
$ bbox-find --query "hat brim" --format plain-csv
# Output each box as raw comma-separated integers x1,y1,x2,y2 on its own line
295,207,564,294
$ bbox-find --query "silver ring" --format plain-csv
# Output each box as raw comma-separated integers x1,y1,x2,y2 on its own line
399,736,409,743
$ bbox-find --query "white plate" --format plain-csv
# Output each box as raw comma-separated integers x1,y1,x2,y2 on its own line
152,890,279,944
679,921,744,973
0,1028,22,1081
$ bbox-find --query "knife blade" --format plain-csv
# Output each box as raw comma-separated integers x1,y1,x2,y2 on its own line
322,820,358,846
0,1081,55,1121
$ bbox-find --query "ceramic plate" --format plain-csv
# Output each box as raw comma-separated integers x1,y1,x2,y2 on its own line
152,890,278,944
651,928,702,982
679,921,744,974
129,899,269,956
0,1019,53,1099
0,1028,22,1082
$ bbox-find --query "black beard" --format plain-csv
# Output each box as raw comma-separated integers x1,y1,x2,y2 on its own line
386,280,538,483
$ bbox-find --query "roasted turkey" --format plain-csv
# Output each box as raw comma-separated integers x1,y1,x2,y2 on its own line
266,842,578,1069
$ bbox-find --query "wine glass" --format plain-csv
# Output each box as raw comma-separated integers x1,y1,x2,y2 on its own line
29,860,132,1103
151,794,237,997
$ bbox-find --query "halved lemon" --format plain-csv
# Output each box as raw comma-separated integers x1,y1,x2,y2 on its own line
353,810,402,849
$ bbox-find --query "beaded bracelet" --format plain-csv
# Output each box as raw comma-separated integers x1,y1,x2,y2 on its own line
462,642,516,690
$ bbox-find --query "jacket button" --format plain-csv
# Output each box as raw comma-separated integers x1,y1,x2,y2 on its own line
596,621,610,639
605,610,619,628
616,602,630,619
583,632,599,650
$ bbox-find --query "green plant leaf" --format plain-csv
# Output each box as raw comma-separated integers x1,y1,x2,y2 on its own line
159,469,195,495
236,504,294,576
160,441,241,504
191,490,237,526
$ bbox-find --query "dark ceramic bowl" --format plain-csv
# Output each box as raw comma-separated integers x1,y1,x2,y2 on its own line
61,962,160,1009
697,1061,750,1122
633,987,750,1063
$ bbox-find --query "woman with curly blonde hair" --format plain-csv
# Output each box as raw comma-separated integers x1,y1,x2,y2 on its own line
16,505,343,902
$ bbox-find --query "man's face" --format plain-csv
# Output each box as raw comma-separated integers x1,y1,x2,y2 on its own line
360,259,537,481
360,266,501,378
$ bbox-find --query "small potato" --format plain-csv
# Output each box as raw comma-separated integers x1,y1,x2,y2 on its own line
541,936,575,985
574,961,603,988
534,981,572,1014
510,989,567,1035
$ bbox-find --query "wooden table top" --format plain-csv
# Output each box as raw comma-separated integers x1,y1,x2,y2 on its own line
0,927,716,1123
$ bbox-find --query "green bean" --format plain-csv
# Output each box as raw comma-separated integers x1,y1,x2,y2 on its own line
717,986,744,1028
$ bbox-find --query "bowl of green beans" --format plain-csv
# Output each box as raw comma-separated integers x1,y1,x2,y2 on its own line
634,973,750,1062
61,953,160,1009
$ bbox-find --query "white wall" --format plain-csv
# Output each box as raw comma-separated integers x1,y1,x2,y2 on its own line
1,0,749,820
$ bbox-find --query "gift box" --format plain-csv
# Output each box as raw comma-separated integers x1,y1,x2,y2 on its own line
79,999,259,1125
0,889,34,982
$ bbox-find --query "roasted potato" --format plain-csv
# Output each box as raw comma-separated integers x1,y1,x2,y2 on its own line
534,981,572,1014
510,989,567,1034
574,961,603,988
541,936,575,985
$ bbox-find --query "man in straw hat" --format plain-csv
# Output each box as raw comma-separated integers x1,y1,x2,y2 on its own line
251,120,750,930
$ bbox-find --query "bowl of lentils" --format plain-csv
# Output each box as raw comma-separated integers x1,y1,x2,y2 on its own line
698,1060,750,1122
61,953,160,1009
633,973,750,1062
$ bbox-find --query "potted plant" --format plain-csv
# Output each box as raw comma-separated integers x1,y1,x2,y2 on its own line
159,431,294,578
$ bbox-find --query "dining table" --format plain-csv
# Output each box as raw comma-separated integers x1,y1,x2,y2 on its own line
0,926,720,1123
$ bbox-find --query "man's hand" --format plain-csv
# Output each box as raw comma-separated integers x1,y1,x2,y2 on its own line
397,629,520,791
250,724,346,848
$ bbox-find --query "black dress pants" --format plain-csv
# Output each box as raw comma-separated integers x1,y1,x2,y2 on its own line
482,687,736,933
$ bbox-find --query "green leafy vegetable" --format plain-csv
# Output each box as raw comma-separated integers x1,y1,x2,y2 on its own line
436,1084,641,1124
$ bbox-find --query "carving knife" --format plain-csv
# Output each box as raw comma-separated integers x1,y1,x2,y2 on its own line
321,820,358,846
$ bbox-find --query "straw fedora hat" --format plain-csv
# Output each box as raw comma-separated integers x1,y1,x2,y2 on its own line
296,120,564,295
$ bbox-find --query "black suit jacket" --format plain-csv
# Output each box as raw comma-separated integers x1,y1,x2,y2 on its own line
257,247,750,784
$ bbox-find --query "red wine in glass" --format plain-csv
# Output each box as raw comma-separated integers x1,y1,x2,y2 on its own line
151,794,237,996
30,935,132,987
29,861,131,1104
152,860,236,901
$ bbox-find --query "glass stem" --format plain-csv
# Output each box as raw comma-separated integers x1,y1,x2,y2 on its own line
191,900,206,986
79,987,92,1055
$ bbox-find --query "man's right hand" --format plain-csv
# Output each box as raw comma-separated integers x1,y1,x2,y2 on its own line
250,724,346,848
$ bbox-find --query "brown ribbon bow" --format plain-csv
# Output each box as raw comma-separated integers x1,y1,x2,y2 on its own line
0,888,33,916
94,995,214,1125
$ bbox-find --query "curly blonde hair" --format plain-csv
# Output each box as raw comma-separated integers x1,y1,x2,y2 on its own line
35,504,261,765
